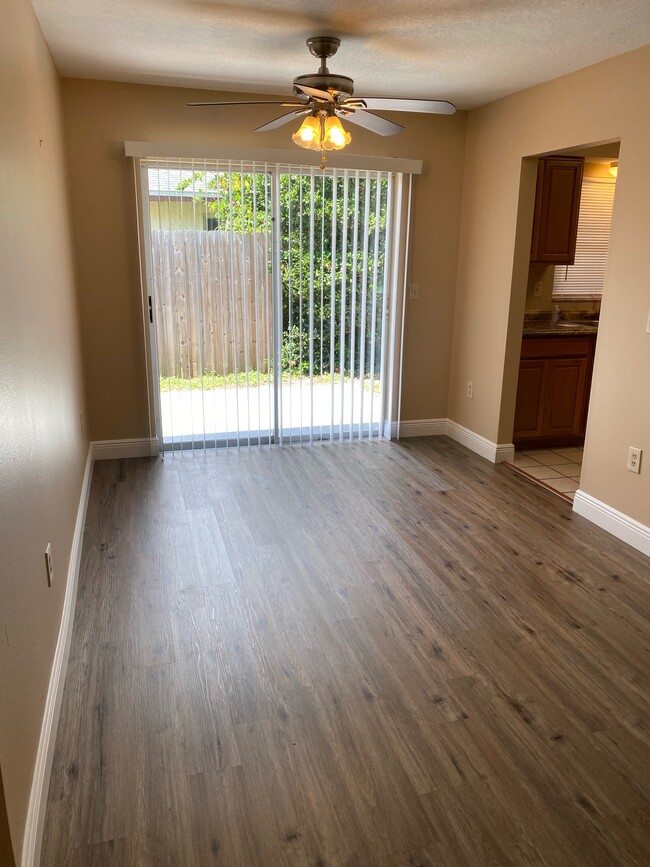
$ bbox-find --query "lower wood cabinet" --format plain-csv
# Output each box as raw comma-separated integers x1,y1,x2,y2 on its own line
513,335,595,449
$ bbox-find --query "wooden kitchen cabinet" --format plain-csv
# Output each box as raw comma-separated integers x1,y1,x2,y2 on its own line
513,335,595,448
513,359,547,439
530,156,584,265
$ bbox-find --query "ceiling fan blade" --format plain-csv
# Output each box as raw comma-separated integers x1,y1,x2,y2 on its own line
338,110,404,137
293,83,334,103
255,110,310,133
188,100,304,107
351,98,456,115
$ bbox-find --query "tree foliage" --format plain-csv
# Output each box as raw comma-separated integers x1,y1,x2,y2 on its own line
176,169,388,375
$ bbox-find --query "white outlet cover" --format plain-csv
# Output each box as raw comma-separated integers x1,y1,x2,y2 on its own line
628,447,642,474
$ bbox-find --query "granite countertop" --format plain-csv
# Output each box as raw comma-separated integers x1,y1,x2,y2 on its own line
522,320,598,337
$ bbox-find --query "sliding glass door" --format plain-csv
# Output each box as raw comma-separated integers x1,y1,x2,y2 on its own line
146,162,274,449
142,158,396,450
275,168,390,443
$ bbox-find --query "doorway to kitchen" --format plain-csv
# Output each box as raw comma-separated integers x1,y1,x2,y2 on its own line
506,142,619,501
138,157,408,451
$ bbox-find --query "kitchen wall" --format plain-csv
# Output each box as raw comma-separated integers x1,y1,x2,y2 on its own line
0,0,88,858
524,272,602,313
448,44,650,527
60,79,467,439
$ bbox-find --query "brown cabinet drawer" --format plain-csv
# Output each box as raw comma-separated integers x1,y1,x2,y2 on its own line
520,335,592,359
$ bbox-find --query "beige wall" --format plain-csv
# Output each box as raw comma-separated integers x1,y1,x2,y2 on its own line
0,0,87,856
59,78,467,437
448,45,650,526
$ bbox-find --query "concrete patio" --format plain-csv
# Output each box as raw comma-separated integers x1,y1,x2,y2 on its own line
159,377,384,445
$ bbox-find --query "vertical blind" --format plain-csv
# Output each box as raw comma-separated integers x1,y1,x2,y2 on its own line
552,177,616,297
142,158,401,450
147,160,275,450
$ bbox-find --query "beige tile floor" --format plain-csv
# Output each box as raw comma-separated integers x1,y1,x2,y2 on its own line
508,447,583,501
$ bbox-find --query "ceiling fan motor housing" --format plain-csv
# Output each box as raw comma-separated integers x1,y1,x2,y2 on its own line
293,73,355,99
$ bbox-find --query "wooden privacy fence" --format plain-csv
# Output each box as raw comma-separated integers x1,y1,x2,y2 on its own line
151,229,271,378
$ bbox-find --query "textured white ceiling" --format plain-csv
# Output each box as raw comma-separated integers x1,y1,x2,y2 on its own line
32,0,650,109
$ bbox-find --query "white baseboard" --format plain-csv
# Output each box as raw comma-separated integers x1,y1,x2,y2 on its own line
444,420,515,464
91,437,159,460
494,443,517,464
384,418,514,464
21,445,94,867
387,418,448,439
573,490,650,558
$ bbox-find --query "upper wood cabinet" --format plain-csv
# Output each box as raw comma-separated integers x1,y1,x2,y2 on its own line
530,156,584,265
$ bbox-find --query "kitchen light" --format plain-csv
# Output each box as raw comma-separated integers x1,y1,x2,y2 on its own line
609,161,618,178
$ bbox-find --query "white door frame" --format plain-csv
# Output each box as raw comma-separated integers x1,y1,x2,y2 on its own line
133,158,163,451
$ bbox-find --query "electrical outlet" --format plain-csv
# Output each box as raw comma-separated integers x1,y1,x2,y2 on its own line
45,543,54,587
533,281,543,298
628,447,642,474
466,380,474,399
408,283,419,300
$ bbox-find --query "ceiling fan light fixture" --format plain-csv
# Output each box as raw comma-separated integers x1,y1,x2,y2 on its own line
291,113,351,156
322,115,352,151
609,160,618,178
190,37,456,165
291,114,322,150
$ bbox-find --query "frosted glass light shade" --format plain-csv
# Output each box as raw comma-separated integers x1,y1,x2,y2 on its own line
291,114,351,152
292,115,322,151
322,116,352,151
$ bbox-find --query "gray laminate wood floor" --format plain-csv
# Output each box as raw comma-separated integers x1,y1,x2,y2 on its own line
41,437,650,867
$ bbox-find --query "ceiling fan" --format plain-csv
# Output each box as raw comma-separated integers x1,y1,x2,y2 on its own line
188,36,455,162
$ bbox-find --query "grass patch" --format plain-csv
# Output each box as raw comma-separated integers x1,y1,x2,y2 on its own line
159,371,381,393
